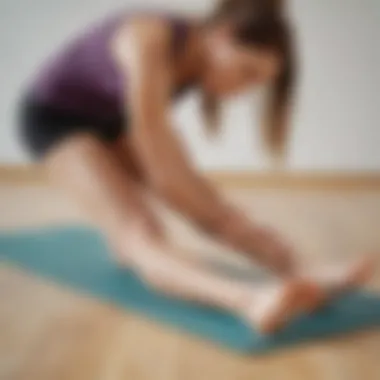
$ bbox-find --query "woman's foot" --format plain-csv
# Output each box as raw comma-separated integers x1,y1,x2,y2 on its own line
243,279,320,334
299,256,374,312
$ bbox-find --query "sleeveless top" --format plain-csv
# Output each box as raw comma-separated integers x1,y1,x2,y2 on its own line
28,12,191,119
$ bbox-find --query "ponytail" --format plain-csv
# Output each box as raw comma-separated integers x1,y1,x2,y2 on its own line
262,21,296,160
203,0,296,160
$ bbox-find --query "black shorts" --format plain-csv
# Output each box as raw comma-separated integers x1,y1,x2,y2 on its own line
18,95,126,159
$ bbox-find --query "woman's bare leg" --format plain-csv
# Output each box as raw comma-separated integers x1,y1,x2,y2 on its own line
46,134,159,249
44,133,317,333
112,137,374,312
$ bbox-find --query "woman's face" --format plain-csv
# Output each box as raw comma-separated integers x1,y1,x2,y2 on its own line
202,26,282,96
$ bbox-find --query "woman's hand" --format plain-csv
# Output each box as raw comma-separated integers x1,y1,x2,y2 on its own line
215,207,296,276
250,226,296,275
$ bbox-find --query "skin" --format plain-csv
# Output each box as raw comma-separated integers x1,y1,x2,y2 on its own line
112,17,294,273
44,16,372,333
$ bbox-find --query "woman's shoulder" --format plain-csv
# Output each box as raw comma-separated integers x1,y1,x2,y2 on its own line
113,11,192,59
119,11,191,45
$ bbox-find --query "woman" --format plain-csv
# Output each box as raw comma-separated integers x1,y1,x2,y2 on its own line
18,0,371,333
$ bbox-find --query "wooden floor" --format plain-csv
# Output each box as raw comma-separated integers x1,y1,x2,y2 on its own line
1,183,380,380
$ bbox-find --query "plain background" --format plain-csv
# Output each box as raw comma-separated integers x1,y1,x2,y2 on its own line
0,0,379,171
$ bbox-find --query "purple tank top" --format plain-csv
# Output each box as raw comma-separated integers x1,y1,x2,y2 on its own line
29,12,190,118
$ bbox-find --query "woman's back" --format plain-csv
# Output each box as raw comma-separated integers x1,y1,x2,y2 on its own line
29,11,190,118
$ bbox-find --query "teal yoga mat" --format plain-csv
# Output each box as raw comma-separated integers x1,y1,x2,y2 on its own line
0,226,380,353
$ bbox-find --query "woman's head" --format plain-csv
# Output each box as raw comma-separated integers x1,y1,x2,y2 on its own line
201,0,296,158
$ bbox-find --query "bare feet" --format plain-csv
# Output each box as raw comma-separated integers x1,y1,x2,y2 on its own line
243,280,320,334
299,256,374,312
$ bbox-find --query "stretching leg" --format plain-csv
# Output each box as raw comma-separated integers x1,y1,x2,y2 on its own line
113,136,374,310
44,133,316,333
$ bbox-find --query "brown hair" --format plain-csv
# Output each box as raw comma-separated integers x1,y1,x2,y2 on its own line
203,0,296,160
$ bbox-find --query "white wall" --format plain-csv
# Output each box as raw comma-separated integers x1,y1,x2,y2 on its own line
1,0,379,171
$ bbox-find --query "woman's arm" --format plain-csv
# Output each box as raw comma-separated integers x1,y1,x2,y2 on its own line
112,19,294,274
